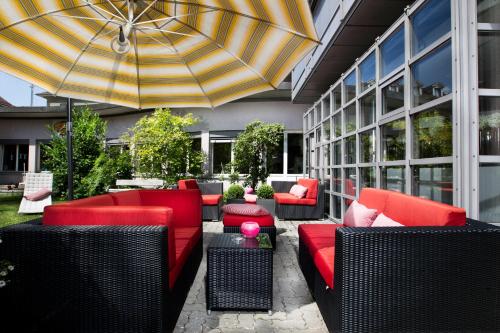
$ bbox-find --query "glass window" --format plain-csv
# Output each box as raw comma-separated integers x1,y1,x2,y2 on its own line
480,97,500,155
333,85,342,110
360,52,376,92
382,119,406,161
382,77,405,114
412,164,453,205
344,167,357,197
191,138,201,152
412,41,452,107
360,167,376,190
413,102,453,159
2,144,16,171
333,112,342,138
333,140,341,165
333,168,341,192
381,166,405,193
316,128,321,143
360,92,375,127
287,134,303,174
478,0,500,23
380,26,405,78
412,0,451,54
17,144,29,172
478,31,500,89
344,71,356,102
269,135,284,174
360,129,376,163
323,120,330,142
323,96,331,118
344,104,356,133
212,142,231,174
344,135,356,164
479,163,500,222
333,195,341,219
324,144,331,167
324,192,331,217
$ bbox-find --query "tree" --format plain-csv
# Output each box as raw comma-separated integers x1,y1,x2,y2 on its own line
123,108,203,185
43,106,132,198
233,121,284,189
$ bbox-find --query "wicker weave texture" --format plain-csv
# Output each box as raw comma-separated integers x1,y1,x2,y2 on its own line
223,226,276,249
206,234,273,311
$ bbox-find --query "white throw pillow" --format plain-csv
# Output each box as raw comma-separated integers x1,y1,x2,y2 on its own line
289,184,308,199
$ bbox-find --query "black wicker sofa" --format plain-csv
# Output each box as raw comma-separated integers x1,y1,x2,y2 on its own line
0,189,203,333
299,188,500,332
272,179,324,220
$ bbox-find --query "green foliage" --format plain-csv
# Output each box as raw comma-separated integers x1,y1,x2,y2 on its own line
43,106,130,199
256,184,274,199
233,121,284,189
413,110,452,158
229,171,240,184
123,108,204,185
225,184,245,201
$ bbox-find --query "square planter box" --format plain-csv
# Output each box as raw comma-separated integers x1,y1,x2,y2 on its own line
257,198,275,217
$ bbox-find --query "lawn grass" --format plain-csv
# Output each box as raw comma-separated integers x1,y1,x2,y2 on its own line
0,194,42,228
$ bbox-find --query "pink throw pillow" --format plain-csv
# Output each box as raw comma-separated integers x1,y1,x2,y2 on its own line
222,203,270,216
24,187,52,201
289,184,308,199
244,187,254,194
244,194,258,203
343,200,378,227
371,213,404,227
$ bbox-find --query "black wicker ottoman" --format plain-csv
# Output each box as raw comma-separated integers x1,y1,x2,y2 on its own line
206,233,273,314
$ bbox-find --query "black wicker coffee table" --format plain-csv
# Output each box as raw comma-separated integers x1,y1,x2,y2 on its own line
206,233,273,314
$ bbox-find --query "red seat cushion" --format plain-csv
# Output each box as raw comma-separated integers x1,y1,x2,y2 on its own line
175,227,202,245
169,238,191,289
223,213,274,227
314,247,335,289
178,179,199,190
202,194,222,206
298,223,342,255
273,193,316,206
298,178,319,200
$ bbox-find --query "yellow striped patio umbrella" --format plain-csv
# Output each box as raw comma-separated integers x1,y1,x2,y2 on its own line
0,0,319,108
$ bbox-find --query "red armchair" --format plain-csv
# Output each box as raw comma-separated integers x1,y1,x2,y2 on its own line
178,179,223,220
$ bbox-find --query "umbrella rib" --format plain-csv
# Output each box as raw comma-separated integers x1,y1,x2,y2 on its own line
55,22,112,96
132,29,142,109
160,0,320,43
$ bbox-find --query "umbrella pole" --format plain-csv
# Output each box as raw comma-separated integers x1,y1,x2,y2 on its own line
67,98,73,200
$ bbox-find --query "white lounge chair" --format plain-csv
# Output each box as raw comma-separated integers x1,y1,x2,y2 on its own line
18,172,53,214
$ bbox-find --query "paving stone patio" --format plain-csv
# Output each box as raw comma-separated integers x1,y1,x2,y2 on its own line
174,219,329,333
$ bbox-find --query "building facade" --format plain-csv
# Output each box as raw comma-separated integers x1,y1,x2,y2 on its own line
296,0,500,223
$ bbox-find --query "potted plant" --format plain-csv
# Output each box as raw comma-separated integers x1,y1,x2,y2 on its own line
224,184,245,204
256,184,275,217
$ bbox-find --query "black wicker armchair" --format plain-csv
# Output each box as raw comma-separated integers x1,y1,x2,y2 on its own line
271,180,324,220
0,220,202,333
198,182,223,221
299,219,500,332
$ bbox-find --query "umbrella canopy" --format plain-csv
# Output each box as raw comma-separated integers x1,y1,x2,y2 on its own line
0,0,318,108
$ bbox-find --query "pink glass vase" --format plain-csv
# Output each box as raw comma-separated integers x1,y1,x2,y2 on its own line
240,221,260,238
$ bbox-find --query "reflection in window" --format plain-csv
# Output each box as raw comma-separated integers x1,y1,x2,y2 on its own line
412,41,452,106
360,92,375,127
316,128,321,143
344,71,356,102
333,140,341,165
382,77,405,114
360,130,376,163
412,164,453,205
344,104,356,133
333,112,342,137
323,120,330,141
324,144,330,167
324,191,330,217
344,135,356,164
381,166,405,192
477,0,500,23
269,135,284,174
479,97,500,155
382,119,406,161
412,0,451,54
413,102,453,159
360,167,376,190
322,96,331,118
333,168,341,192
333,195,341,219
315,106,321,123
479,163,500,222
2,145,17,171
344,167,356,197
333,85,342,110
478,31,500,89
212,142,232,174
17,145,29,172
360,52,376,92
381,26,405,78
288,134,303,174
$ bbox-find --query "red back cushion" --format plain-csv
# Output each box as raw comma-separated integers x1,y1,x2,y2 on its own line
359,188,389,214
64,194,115,206
110,190,142,205
297,178,319,200
178,179,199,190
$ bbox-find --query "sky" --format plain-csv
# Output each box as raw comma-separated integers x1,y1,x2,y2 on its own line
0,71,46,106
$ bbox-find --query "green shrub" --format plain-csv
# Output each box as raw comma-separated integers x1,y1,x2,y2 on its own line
256,184,274,199
225,184,245,201
229,172,240,184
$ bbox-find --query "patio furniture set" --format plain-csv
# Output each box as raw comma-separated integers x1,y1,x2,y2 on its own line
1,178,500,332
